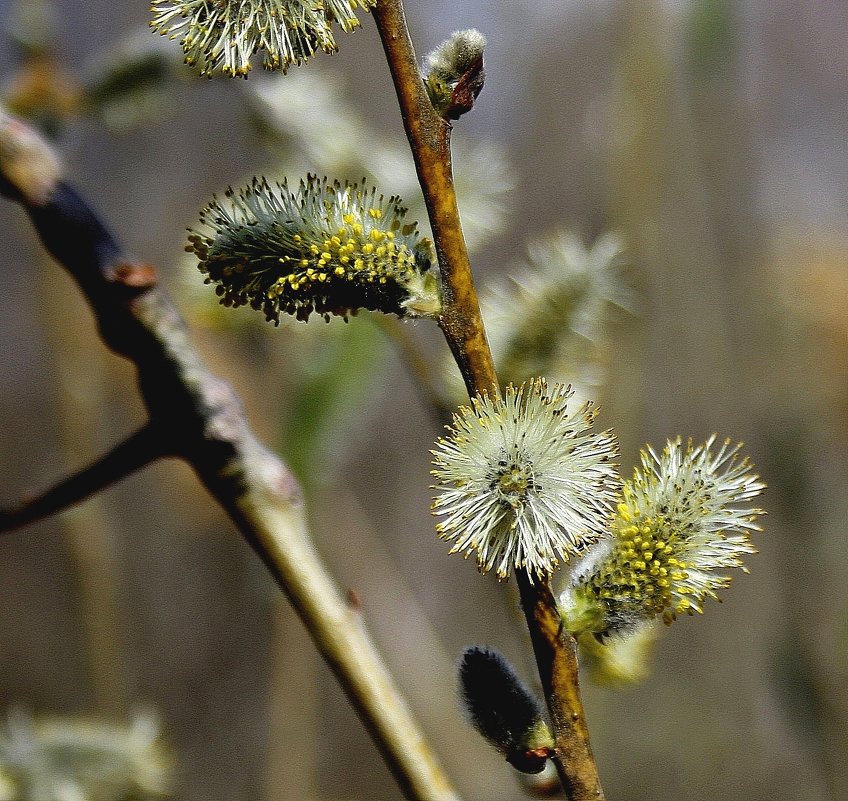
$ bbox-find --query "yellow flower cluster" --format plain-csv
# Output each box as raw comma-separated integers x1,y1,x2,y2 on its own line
587,488,702,624
188,176,439,323
264,210,419,304
560,437,765,635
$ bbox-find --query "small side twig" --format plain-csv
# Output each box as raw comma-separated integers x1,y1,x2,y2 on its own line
0,424,165,533
374,315,454,423
372,3,606,799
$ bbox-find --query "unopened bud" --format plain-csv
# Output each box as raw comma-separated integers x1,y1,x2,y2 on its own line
423,29,486,120
459,646,554,773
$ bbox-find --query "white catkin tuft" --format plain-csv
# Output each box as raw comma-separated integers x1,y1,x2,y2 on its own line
432,379,620,580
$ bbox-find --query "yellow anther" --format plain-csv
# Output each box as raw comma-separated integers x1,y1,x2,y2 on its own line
368,207,382,219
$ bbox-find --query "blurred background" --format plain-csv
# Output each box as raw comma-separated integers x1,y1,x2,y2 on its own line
0,1,846,800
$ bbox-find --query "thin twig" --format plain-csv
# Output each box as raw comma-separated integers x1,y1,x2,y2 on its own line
0,424,165,533
0,118,460,801
372,3,606,798
373,316,454,423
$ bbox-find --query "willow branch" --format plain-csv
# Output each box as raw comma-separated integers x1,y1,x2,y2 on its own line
516,573,604,800
0,424,165,533
0,117,459,801
372,0,496,398
372,3,605,798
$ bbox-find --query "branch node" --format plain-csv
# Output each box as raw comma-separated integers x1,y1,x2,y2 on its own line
107,260,159,292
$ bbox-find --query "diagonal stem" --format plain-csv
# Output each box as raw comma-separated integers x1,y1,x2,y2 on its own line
516,573,604,800
0,111,460,801
372,2,606,798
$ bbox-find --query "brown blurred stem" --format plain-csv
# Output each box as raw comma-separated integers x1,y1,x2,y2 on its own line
0,126,459,801
373,2,606,798
374,316,454,423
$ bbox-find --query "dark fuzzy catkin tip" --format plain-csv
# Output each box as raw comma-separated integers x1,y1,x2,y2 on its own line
459,646,546,753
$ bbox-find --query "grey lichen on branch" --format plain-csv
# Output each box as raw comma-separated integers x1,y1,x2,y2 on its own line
0,111,460,801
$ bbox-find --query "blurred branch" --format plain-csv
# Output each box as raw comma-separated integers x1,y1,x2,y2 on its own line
372,3,605,799
374,316,454,423
0,424,164,533
0,114,460,801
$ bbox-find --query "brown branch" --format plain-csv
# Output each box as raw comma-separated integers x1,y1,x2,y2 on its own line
372,3,606,798
0,118,459,801
516,573,604,800
372,0,497,399
0,424,166,533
